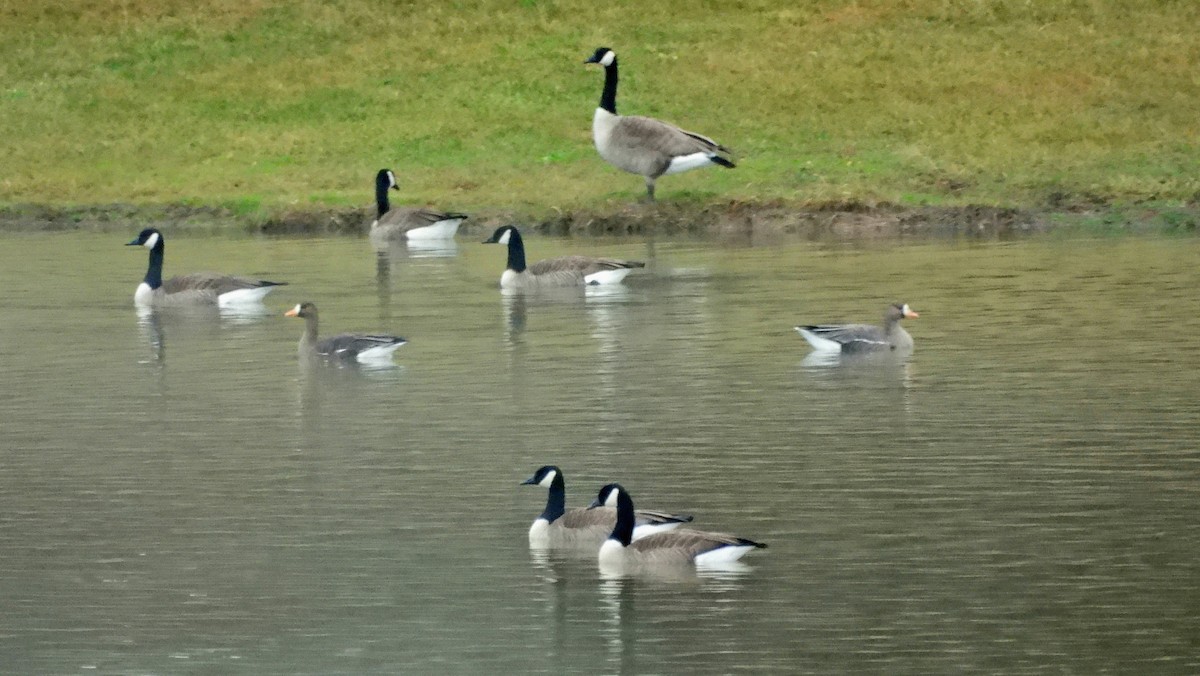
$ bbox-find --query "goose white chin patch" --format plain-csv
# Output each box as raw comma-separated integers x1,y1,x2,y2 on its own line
604,487,620,507
143,232,160,249
387,170,397,188
538,470,557,488
497,229,512,245
599,51,615,67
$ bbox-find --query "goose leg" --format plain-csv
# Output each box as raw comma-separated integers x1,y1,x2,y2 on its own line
644,177,657,202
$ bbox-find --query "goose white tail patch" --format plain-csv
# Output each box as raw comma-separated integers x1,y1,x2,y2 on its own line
796,327,842,352
405,218,463,241
694,544,757,566
584,268,632,285
218,286,276,307
664,152,720,175
356,342,405,364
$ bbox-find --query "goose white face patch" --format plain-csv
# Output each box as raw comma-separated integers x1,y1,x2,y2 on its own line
599,50,615,67
387,170,397,188
538,469,557,488
143,232,160,249
497,229,512,245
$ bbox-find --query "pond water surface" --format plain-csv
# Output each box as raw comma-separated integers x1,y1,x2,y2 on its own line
0,231,1197,673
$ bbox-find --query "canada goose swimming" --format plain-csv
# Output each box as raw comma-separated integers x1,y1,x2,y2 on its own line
126,228,286,307
369,169,467,241
584,47,735,202
795,303,920,353
521,466,692,548
482,225,644,290
590,483,766,567
284,302,407,363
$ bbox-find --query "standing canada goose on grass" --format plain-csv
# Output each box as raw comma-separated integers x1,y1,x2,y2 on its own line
126,228,285,308
369,169,467,242
584,47,736,202
795,303,920,353
482,225,644,290
284,302,407,364
590,484,766,568
521,466,692,549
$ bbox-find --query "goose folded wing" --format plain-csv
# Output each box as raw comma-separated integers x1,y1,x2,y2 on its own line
380,207,467,228
799,323,889,350
616,115,731,155
317,333,404,356
559,507,617,529
529,256,644,277
163,272,274,295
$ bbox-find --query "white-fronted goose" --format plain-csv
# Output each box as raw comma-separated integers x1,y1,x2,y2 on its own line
126,228,285,308
369,169,467,241
584,47,735,201
589,483,766,567
521,466,692,548
284,302,406,363
795,303,919,353
482,225,644,290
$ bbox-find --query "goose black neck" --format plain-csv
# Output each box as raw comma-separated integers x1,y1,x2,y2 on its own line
539,472,566,523
301,312,320,347
143,241,164,289
506,229,527,273
610,489,635,547
599,58,618,114
375,182,391,219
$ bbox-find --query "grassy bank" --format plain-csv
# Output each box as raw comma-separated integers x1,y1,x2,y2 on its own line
2,0,1198,214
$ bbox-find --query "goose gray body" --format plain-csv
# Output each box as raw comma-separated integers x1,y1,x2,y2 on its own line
585,47,735,201
522,466,692,549
483,225,644,290
591,483,766,568
126,228,285,307
369,169,466,241
285,302,407,363
796,303,919,353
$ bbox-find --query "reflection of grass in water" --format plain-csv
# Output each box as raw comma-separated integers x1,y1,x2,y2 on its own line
1,1,1198,211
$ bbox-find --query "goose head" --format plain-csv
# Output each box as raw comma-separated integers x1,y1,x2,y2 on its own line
127,228,163,250
587,483,624,509
482,225,519,246
376,169,399,193
521,465,561,488
284,302,318,319
584,47,616,67
888,303,920,321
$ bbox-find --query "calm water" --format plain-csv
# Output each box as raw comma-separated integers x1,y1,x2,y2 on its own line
0,230,1197,674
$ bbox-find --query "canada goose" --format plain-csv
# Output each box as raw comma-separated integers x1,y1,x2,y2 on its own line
584,47,735,202
589,483,766,567
369,169,467,241
482,225,644,289
521,466,692,548
126,228,285,307
284,302,407,363
795,303,920,353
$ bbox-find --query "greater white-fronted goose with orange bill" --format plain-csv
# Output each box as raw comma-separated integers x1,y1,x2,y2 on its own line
795,303,919,353
521,466,692,549
126,228,285,308
482,225,644,290
369,169,467,242
590,483,766,568
584,47,735,202
284,302,406,363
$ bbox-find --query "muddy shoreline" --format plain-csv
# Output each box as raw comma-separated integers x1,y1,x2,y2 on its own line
0,200,1194,240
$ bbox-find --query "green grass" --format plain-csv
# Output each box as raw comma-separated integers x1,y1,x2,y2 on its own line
1,0,1198,212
